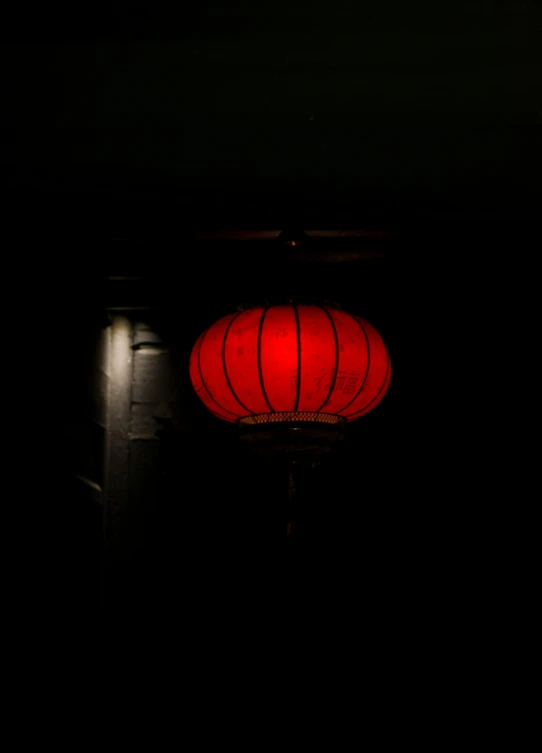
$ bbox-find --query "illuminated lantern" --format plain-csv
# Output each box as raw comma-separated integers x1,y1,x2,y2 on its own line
189,301,391,454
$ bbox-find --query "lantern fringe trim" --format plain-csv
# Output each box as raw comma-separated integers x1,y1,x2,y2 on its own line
239,412,343,426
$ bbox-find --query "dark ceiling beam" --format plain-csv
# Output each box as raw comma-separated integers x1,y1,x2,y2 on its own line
191,230,400,240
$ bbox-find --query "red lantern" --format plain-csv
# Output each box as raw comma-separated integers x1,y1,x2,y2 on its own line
190,302,391,449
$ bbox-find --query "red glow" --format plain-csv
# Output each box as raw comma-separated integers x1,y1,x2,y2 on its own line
190,304,391,423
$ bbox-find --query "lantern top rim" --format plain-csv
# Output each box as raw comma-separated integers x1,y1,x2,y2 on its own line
237,298,343,311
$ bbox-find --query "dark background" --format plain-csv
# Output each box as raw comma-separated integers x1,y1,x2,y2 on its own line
3,2,538,621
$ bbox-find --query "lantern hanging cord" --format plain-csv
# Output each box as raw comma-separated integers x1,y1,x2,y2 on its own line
287,461,297,539
288,467,296,503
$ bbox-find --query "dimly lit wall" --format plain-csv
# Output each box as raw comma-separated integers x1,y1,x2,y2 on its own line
103,316,171,612
61,311,170,611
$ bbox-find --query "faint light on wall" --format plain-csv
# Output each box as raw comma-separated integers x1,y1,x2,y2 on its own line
110,316,132,388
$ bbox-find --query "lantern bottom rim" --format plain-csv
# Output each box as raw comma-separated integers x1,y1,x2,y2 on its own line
238,412,345,456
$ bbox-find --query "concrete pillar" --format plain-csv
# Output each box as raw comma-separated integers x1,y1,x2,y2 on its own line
102,316,168,611
102,315,133,609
